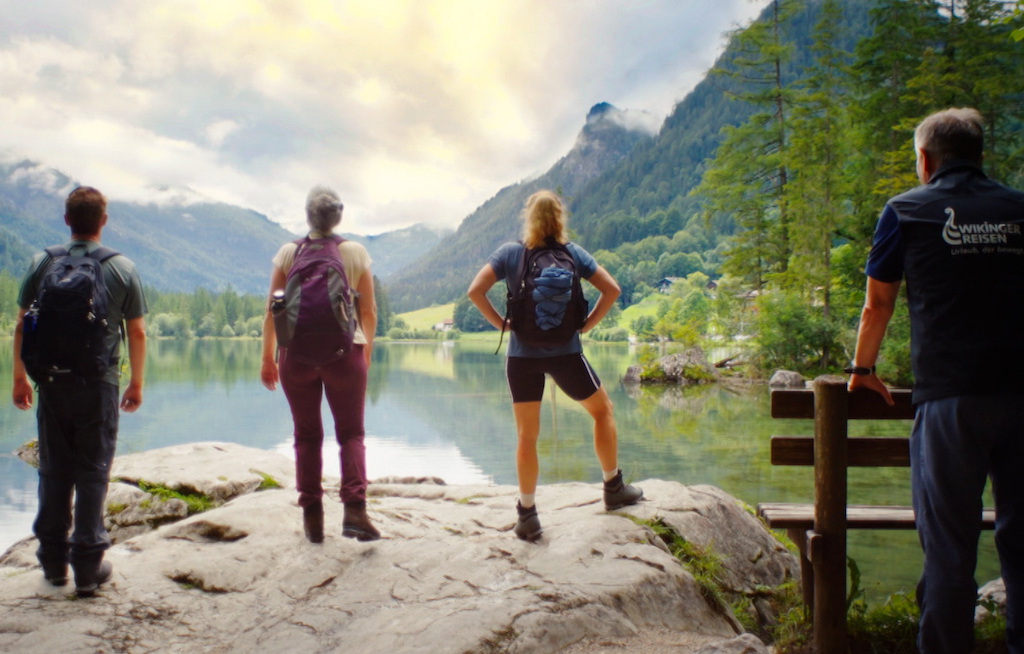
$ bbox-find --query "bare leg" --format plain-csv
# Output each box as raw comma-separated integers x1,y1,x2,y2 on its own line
579,386,617,473
512,401,542,496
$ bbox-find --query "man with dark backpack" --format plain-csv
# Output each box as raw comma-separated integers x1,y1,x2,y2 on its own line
12,186,148,598
467,189,643,543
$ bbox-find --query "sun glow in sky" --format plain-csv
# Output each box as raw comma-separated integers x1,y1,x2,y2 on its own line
0,1,765,235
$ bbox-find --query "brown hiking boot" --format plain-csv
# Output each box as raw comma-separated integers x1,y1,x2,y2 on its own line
303,502,324,543
342,502,380,541
74,559,113,598
603,470,643,510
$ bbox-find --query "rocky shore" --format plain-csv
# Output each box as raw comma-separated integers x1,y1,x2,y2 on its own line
0,443,796,654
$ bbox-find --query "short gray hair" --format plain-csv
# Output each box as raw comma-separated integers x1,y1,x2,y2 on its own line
305,185,343,233
914,108,984,166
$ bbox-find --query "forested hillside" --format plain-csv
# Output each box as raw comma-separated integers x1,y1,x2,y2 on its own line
347,224,453,280
567,0,872,250
614,0,1024,380
405,0,1024,382
0,160,448,294
384,103,655,311
385,0,875,313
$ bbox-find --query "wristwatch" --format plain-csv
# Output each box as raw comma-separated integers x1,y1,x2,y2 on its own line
843,365,876,376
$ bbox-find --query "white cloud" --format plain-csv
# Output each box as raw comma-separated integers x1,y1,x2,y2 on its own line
205,119,241,148
0,0,766,233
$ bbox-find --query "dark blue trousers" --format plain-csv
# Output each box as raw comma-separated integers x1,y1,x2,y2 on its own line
912,393,1024,654
33,381,119,571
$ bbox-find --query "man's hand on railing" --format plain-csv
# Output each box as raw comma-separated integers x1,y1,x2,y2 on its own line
848,372,894,406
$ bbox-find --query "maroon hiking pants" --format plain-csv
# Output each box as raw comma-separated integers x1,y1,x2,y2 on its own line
279,345,367,508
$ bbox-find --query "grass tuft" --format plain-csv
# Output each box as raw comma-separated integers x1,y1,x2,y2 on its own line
137,480,214,514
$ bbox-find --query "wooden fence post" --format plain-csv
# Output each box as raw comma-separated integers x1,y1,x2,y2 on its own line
812,376,849,653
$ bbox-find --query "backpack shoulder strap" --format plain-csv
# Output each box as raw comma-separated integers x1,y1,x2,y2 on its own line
88,246,120,263
43,245,68,259
509,241,530,291
291,235,312,259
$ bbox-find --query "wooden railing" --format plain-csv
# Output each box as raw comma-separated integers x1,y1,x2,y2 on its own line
757,376,995,653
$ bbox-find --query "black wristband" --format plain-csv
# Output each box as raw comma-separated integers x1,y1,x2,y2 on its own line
843,365,876,376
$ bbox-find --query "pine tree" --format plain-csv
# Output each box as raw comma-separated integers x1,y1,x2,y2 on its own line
784,0,853,367
695,0,803,289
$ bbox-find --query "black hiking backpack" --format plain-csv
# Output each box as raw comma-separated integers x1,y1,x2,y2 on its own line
21,245,120,384
501,241,588,350
271,235,358,366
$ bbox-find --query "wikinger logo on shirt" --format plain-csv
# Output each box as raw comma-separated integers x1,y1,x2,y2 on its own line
942,207,1021,246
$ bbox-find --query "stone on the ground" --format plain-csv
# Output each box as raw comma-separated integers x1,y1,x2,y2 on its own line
768,370,805,389
977,578,1007,623
695,633,771,654
111,441,295,503
14,440,39,468
658,348,719,385
0,443,799,654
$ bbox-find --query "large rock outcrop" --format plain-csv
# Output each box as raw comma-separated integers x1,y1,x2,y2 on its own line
623,348,720,386
0,443,796,654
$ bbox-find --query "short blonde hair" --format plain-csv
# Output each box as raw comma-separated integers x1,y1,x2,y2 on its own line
520,190,568,249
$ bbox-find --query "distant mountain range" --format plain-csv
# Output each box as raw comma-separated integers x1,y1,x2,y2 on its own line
0,0,869,306
0,160,450,295
384,0,872,312
384,102,657,311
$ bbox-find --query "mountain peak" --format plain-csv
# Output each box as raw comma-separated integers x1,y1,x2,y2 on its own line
586,102,617,122
582,103,661,137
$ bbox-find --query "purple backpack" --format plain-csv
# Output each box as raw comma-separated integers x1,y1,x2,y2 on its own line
272,235,357,365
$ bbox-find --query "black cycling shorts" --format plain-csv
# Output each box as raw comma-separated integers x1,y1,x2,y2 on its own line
505,353,602,403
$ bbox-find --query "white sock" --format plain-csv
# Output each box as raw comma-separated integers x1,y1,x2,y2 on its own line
602,469,619,482
519,493,535,509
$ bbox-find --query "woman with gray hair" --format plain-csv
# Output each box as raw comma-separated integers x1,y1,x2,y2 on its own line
260,185,379,543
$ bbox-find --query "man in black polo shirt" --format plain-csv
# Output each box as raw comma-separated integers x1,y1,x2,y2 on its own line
849,107,1024,654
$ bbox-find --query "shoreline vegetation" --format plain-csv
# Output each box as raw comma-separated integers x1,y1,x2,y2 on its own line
0,266,900,385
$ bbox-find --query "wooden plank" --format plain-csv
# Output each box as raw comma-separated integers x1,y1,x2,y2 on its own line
757,503,996,530
771,387,914,420
770,436,910,467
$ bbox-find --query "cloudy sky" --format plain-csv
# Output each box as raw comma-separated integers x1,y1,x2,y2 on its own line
0,1,765,235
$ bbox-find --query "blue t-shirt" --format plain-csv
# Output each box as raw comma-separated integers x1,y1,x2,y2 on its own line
487,242,597,358
865,205,905,283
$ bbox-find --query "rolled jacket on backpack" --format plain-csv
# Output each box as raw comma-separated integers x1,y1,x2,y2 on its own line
531,267,574,330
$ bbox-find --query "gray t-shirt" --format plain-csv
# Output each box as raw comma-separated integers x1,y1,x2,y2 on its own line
18,240,148,386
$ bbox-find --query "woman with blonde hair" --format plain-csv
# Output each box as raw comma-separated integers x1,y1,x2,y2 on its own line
467,189,642,542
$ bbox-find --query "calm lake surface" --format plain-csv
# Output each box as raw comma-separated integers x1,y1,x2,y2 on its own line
0,340,999,603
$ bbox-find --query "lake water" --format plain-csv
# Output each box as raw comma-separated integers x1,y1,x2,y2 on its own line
0,340,999,603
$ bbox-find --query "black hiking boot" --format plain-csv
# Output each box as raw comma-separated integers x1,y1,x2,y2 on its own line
603,470,643,510
42,562,68,587
303,501,324,544
74,559,113,598
514,501,543,542
342,502,381,541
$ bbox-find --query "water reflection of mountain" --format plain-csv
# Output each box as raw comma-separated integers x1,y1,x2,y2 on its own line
375,342,924,512
368,343,519,484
